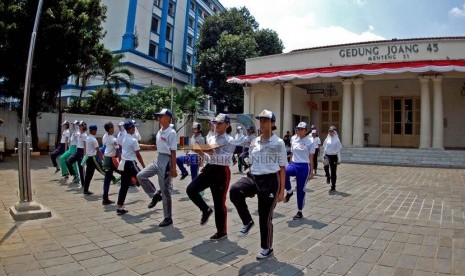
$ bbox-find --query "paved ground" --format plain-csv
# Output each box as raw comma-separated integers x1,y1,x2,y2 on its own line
1,151,465,276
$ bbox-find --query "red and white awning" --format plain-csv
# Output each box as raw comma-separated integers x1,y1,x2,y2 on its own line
227,60,465,84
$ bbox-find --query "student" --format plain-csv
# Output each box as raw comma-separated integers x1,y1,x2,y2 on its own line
238,126,257,173
136,108,178,227
102,122,121,205
51,121,70,173
229,109,288,260
116,121,147,215
206,120,215,144
186,113,235,241
177,122,205,181
232,126,245,167
60,120,79,179
83,125,105,195
284,122,315,220
117,122,126,147
309,129,321,175
323,126,342,192
66,121,88,186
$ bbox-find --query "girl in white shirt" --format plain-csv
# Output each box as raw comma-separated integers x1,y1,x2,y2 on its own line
322,125,342,192
51,121,70,173
60,120,79,178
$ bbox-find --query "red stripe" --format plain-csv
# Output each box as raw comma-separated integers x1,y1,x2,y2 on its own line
222,166,231,234
266,172,280,249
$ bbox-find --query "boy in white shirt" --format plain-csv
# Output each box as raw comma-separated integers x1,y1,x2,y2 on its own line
83,125,104,195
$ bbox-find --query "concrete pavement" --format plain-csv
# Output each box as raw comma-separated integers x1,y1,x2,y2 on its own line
1,151,465,275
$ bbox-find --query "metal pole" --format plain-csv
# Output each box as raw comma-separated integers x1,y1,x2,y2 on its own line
19,0,45,202
171,55,175,119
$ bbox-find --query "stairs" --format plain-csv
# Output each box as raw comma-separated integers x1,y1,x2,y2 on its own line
340,147,465,168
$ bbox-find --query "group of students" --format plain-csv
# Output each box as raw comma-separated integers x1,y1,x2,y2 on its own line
49,108,342,260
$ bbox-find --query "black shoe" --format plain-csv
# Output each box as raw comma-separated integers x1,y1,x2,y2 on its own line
116,208,128,215
62,173,69,179
238,220,254,237
210,232,227,241
54,167,60,174
284,192,293,203
256,248,274,260
148,192,162,209
159,217,173,227
200,208,213,225
102,199,114,205
326,177,330,184
329,187,336,194
83,191,93,195
293,211,303,220
180,172,189,180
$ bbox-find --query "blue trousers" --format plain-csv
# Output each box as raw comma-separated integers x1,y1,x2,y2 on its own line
285,162,310,211
176,154,200,180
50,143,66,167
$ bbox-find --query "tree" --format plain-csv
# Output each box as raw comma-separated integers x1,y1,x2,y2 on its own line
0,0,107,150
98,50,134,92
123,86,174,121
194,7,283,113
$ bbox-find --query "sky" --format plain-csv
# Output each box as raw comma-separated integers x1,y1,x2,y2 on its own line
219,0,465,52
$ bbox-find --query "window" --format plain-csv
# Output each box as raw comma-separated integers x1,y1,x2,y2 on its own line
186,54,192,65
149,43,157,58
190,2,195,11
166,25,172,41
154,0,162,7
188,17,194,29
168,2,174,17
151,17,159,33
165,49,171,64
187,35,193,47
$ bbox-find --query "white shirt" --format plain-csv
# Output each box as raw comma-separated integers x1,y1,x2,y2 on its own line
70,129,79,146
188,133,205,155
156,126,177,155
134,127,141,141
206,131,215,144
243,133,257,149
249,134,288,175
121,134,140,161
85,134,99,156
117,129,126,145
323,134,342,160
310,136,321,149
103,133,119,157
77,132,87,149
60,129,70,144
205,133,235,166
291,136,315,163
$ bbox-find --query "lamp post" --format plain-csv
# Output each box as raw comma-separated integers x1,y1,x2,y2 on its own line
9,0,51,220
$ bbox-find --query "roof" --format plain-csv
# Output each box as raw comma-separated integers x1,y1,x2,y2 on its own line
227,60,465,84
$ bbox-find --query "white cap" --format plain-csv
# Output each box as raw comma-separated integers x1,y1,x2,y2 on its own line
255,109,276,121
118,121,125,126
236,126,242,130
296,122,308,129
311,129,317,134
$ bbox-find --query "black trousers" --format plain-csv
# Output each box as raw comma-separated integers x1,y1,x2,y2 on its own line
118,160,140,206
66,148,85,186
84,156,104,193
313,148,319,170
186,164,230,235
324,154,338,188
230,171,279,250
51,143,66,167
238,149,249,172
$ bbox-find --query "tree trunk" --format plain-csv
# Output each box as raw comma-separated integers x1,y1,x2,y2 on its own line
77,78,86,109
56,88,62,147
28,108,40,151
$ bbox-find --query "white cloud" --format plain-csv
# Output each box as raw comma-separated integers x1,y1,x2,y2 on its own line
449,3,465,17
220,0,385,52
354,0,367,6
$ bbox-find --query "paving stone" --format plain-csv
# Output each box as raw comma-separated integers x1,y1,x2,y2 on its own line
414,256,434,272
347,262,374,276
396,254,417,269
308,255,337,271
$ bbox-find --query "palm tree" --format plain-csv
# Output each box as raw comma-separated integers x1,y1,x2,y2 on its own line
175,86,206,128
97,50,134,93
74,58,100,109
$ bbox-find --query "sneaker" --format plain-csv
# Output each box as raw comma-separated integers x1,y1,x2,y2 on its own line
83,191,93,195
180,172,189,180
72,176,80,184
238,220,255,237
200,208,213,225
112,177,121,184
148,192,162,209
102,199,114,205
210,232,227,241
54,167,60,173
159,217,173,227
293,211,303,220
256,248,274,260
116,208,128,215
284,191,293,203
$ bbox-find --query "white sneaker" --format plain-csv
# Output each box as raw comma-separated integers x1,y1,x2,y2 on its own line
256,248,274,260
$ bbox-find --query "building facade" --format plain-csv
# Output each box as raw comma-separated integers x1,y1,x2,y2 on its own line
61,0,225,103
228,37,465,149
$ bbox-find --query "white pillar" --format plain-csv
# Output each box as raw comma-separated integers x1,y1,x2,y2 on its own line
432,75,444,149
341,79,353,147
283,83,293,135
243,86,250,114
352,78,364,147
419,76,431,148
250,89,255,116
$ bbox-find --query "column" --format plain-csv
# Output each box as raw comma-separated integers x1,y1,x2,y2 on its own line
243,86,250,114
432,75,444,149
419,76,431,148
122,0,138,50
352,78,364,147
250,89,255,116
283,83,293,135
341,79,353,147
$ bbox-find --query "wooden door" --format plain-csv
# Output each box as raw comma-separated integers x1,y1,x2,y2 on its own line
320,99,340,138
380,97,391,147
391,97,419,147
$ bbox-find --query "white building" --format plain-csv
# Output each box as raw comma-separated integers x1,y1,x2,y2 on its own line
228,37,465,149
61,0,225,104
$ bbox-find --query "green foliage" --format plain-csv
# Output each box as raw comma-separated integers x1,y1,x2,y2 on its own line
66,87,128,116
123,86,174,121
194,7,283,113
97,50,134,92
